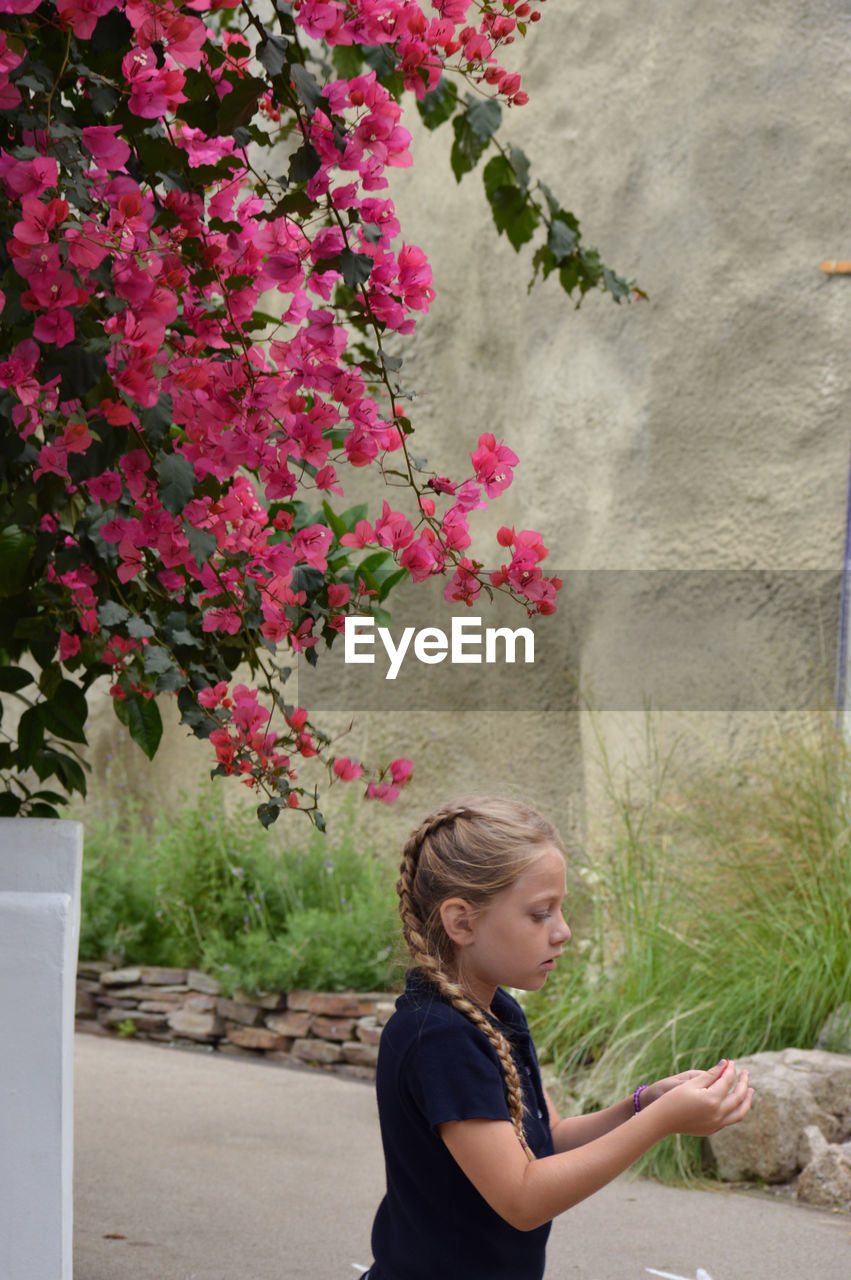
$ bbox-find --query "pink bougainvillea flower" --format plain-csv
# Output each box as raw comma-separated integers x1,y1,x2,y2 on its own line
340,520,376,549
388,757,413,785
327,582,351,609
470,432,519,498
0,154,58,198
58,630,81,663
292,523,333,571
81,125,131,170
400,534,443,583
198,681,229,709
56,0,117,41
367,781,400,804
444,558,482,606
333,757,363,782
375,501,414,552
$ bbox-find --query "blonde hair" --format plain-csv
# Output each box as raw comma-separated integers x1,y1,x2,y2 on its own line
396,796,565,1159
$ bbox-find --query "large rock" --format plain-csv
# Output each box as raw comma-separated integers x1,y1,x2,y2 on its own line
706,1049,851,1183
797,1139,851,1210
817,1005,851,1057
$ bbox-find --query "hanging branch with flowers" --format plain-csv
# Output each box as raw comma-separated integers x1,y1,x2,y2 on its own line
0,0,637,825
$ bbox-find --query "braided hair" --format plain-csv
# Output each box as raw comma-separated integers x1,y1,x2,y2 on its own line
396,796,565,1160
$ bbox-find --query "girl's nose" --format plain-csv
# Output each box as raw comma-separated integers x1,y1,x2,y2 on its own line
553,913,571,944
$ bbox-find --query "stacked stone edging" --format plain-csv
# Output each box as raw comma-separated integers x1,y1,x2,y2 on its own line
75,962,396,1080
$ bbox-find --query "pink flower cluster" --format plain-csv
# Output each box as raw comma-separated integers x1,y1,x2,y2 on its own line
294,0,532,105
1,0,558,808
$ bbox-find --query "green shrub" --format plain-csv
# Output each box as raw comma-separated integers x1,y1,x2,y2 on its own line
80,788,400,993
526,724,851,1182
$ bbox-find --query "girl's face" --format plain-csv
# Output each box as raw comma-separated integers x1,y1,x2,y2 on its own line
449,846,570,1011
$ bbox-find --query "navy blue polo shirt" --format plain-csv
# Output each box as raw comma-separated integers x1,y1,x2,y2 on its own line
368,970,554,1280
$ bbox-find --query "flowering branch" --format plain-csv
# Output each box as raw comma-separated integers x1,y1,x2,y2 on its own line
0,0,638,825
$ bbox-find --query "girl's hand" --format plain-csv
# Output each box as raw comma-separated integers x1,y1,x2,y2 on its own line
637,1069,704,1108
650,1059,754,1137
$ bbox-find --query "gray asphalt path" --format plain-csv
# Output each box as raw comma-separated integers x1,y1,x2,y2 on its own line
74,1033,850,1280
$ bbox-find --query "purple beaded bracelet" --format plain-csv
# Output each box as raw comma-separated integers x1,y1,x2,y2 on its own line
633,1085,649,1113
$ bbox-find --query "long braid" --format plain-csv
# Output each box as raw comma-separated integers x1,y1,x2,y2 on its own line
397,804,537,1161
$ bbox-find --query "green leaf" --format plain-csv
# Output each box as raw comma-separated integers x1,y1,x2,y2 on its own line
358,550,393,577
140,397,173,447
40,346,107,402
341,503,369,530
216,75,266,135
483,154,514,200
497,190,539,251
288,142,321,185
602,266,631,302
114,694,163,760
169,628,201,650
127,617,155,640
39,680,88,744
257,34,289,78
341,247,373,290
98,601,130,628
558,259,581,296
155,453,196,514
185,524,217,567
0,525,35,598
91,7,132,51
417,76,458,131
451,114,486,182
291,64,323,115
271,189,315,218
156,667,186,693
28,802,62,819
257,801,281,828
321,501,348,540
142,646,174,676
332,46,365,79
548,217,578,262
38,665,61,700
0,666,34,693
17,706,44,768
509,145,531,193
0,793,22,817
466,98,502,142
52,751,88,797
90,84,120,116
538,180,561,218
482,156,539,250
377,568,408,602
29,789,68,807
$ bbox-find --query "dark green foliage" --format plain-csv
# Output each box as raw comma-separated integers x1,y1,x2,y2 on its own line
78,789,400,993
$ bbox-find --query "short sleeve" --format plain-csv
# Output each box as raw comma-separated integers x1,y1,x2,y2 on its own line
404,1017,512,1131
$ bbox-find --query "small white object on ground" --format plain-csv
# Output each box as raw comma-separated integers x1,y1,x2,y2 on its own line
646,1269,715,1280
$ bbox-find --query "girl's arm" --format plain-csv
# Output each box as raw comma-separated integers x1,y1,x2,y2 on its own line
439,1059,752,1233
545,1069,704,1152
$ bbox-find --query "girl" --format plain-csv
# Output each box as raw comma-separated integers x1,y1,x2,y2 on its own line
363,797,753,1280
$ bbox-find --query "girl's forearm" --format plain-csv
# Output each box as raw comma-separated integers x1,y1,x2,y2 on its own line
550,1096,636,1151
517,1108,668,1230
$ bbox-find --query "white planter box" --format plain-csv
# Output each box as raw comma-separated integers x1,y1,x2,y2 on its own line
0,819,83,1280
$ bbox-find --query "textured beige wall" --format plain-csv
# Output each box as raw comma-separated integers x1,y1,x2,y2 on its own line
82,1,851,852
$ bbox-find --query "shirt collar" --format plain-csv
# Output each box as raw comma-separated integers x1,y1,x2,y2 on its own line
402,968,529,1040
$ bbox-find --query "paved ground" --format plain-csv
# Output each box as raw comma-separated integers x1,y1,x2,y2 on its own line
74,1033,850,1280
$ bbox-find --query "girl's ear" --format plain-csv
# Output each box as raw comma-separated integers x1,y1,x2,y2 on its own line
440,897,478,947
